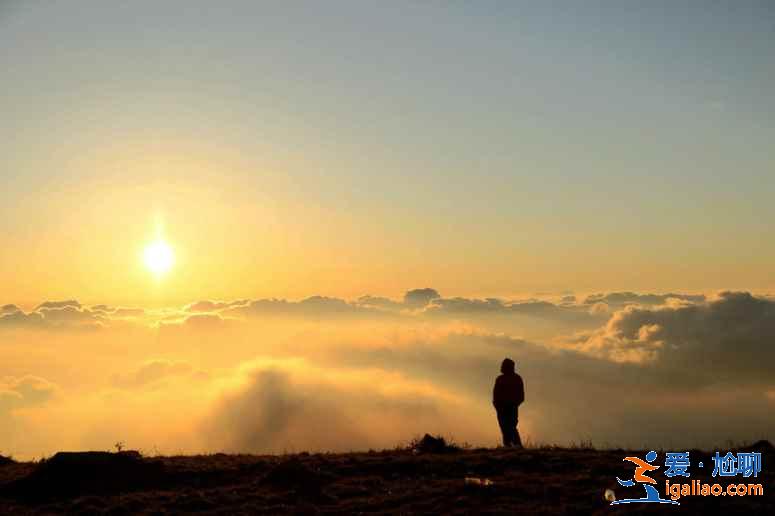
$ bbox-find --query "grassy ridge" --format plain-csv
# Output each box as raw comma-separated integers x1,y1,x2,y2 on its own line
0,441,772,514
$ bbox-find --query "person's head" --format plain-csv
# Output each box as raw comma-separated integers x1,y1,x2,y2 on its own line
500,358,516,374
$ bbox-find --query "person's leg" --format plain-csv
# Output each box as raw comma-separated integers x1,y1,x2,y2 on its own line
506,404,518,446
495,405,511,446
513,407,523,448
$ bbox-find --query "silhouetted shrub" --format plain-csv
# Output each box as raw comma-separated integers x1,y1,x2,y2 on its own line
745,440,774,453
410,434,461,454
7,451,165,500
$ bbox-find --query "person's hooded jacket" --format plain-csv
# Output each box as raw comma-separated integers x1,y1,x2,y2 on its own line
492,358,524,407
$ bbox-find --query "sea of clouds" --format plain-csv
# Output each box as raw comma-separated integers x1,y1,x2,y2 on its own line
2,289,773,459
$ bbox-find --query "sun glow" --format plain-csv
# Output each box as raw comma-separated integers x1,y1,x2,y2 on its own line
144,240,174,276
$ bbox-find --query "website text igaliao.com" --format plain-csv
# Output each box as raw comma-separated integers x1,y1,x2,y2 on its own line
665,479,763,501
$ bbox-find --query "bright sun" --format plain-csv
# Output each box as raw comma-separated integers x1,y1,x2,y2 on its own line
144,240,174,276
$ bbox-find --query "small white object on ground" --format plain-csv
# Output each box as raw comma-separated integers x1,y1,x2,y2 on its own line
604,488,616,502
465,477,494,486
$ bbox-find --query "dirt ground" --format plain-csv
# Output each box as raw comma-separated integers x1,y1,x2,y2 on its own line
0,443,771,514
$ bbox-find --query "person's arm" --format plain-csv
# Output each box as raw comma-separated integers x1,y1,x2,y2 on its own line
516,376,525,406
492,377,500,407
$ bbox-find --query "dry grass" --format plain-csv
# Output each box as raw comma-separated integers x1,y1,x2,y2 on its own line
0,441,771,514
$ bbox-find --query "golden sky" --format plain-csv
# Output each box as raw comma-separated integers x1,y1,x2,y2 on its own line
2,2,774,307
1,2,774,459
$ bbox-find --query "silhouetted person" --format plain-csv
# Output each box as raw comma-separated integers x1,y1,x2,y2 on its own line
493,358,524,448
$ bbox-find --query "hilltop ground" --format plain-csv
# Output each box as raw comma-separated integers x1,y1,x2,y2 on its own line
0,438,771,515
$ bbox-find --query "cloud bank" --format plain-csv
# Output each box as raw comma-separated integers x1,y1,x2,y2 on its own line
1,289,772,458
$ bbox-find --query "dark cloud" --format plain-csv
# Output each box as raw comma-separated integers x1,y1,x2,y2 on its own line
403,288,441,308
0,310,44,328
1,304,20,315
575,291,775,384
0,303,105,330
298,296,360,313
35,300,81,310
426,297,505,314
3,289,705,333
185,300,249,313
37,306,106,326
439,297,567,316
218,289,592,322
422,296,599,329
0,290,717,336
355,295,403,311
583,292,705,308
222,296,379,319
